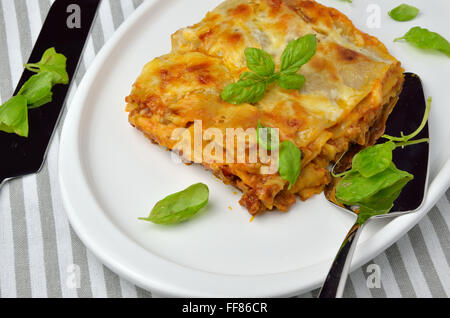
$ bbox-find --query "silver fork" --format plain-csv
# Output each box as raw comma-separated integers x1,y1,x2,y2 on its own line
318,73,430,298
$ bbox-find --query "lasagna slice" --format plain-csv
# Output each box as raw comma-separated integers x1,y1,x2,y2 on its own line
126,0,404,215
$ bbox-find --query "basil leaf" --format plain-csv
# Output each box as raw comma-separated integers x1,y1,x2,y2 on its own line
240,71,264,81
221,79,267,104
388,4,419,22
27,93,53,110
336,163,413,205
139,183,209,225
18,72,54,109
0,95,29,137
245,48,275,77
356,205,380,226
24,47,69,84
352,142,396,177
395,27,450,57
257,120,279,151
360,173,412,212
276,73,306,90
357,174,413,225
278,140,301,190
281,34,317,74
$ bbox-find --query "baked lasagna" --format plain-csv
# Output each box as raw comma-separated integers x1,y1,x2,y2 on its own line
126,0,404,215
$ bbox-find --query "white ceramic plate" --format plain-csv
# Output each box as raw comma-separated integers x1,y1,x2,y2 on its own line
59,0,450,297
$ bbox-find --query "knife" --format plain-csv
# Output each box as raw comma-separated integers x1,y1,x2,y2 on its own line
0,0,101,188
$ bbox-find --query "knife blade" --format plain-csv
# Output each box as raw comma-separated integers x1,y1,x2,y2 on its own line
0,0,101,187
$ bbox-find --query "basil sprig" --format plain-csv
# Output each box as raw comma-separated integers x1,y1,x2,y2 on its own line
337,164,413,225
0,96,29,137
221,34,317,104
395,27,450,57
335,98,432,225
24,47,69,85
0,48,68,137
389,4,419,22
257,121,301,189
139,183,209,225
279,141,302,190
18,72,54,109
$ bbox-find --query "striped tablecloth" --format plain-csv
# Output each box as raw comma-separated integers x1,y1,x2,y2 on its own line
0,0,449,298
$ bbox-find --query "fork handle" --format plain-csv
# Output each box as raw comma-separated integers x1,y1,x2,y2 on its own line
318,222,364,298
0,177,7,190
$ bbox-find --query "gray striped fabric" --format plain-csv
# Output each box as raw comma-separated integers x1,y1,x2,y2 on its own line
0,0,448,298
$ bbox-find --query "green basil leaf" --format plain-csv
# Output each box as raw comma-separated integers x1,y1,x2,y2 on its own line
245,48,275,77
139,183,209,225
336,163,413,205
395,26,450,57
257,120,279,151
239,71,264,81
27,93,53,110
276,73,306,90
18,72,54,108
0,95,29,137
356,205,379,226
281,34,317,74
278,140,301,190
388,4,419,22
24,47,69,84
356,174,413,225
221,79,267,104
359,173,412,212
352,142,396,177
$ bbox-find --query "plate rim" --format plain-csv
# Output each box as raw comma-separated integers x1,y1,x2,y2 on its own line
58,0,450,297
